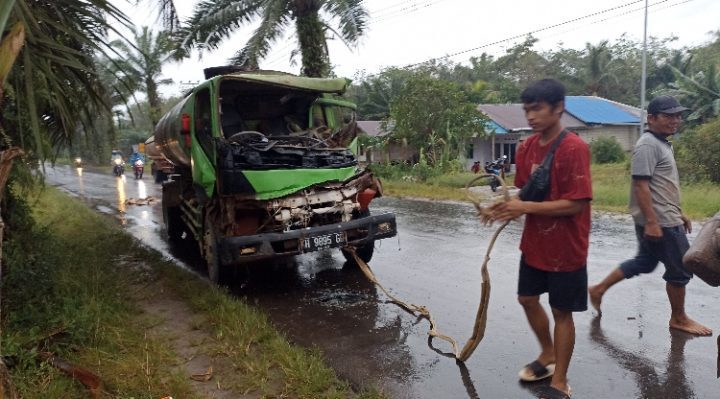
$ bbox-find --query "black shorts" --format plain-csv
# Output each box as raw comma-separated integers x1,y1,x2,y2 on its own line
517,258,588,312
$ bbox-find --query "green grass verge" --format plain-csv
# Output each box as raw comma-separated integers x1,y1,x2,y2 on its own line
381,172,515,202
1,186,385,398
381,163,720,219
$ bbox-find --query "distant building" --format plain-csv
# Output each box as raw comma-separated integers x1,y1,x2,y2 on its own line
469,96,641,169
357,120,418,164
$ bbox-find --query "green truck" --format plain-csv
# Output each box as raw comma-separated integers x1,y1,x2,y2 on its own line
151,68,397,283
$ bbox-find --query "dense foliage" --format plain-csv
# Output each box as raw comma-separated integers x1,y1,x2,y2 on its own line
348,32,720,173
387,71,487,166
590,136,626,164
675,118,720,183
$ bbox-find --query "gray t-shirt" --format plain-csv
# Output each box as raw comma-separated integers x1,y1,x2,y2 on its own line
629,132,683,227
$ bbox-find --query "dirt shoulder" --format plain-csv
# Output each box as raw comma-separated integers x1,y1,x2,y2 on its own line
2,187,385,398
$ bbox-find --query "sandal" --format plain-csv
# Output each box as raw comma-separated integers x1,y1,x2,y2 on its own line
518,360,555,382
538,385,572,399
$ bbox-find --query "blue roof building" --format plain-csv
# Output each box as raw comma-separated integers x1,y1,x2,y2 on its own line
468,96,642,169
565,96,640,125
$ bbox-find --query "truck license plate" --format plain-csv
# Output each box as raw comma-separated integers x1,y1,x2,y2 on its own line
303,232,346,252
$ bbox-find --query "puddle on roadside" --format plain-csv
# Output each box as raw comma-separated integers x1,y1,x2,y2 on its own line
96,205,114,214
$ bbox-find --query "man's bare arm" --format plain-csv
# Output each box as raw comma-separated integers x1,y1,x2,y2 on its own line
633,179,663,239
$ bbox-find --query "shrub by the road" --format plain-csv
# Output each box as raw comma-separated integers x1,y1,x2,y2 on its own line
676,118,720,183
590,136,626,164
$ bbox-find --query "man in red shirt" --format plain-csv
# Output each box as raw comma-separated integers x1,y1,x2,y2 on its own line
485,79,592,399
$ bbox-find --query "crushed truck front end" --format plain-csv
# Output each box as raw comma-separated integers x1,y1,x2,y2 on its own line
156,70,396,282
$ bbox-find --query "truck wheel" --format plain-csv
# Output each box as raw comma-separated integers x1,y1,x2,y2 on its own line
204,219,229,285
163,204,184,242
342,241,374,266
341,209,374,266
155,170,167,184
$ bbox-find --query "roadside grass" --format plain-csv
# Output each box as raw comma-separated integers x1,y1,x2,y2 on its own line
3,186,198,398
2,186,386,398
382,171,515,202
381,163,720,219
590,163,631,213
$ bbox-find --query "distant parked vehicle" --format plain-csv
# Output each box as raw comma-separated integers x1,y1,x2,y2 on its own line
485,155,507,192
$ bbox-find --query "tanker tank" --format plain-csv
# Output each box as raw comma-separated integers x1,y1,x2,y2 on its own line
152,95,192,168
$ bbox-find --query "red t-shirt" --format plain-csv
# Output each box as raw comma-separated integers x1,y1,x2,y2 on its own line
514,131,592,272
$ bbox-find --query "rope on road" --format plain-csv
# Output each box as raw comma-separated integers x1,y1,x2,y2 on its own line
350,173,511,362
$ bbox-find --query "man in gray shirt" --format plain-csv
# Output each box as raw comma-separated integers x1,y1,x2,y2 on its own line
589,95,712,336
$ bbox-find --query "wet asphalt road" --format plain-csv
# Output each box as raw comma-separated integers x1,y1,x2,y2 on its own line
46,165,720,399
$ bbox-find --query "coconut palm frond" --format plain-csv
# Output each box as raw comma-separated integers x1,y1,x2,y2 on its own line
237,1,291,66
322,0,368,45
177,0,264,54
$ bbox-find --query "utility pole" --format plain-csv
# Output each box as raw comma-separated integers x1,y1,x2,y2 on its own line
639,0,649,137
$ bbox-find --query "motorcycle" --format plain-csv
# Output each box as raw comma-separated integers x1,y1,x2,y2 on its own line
133,159,144,179
73,157,83,168
112,158,125,177
485,155,507,192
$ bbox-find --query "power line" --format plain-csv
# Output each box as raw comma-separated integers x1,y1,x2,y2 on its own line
370,0,452,24
537,0,696,47
368,0,425,17
364,0,683,78
368,0,453,19
262,1,454,70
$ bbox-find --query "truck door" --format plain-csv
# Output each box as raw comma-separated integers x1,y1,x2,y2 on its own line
194,88,214,158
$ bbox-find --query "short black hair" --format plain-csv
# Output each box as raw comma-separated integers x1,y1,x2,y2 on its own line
521,78,566,107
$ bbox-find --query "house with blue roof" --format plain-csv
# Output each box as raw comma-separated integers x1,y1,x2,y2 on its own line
469,96,641,169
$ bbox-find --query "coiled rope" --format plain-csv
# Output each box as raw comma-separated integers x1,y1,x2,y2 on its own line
349,173,511,362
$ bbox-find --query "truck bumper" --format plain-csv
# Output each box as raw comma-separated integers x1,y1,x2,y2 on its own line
218,213,397,265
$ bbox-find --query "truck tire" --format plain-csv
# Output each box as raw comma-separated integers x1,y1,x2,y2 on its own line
155,169,167,184
341,209,375,267
163,204,184,242
342,241,374,266
204,218,230,285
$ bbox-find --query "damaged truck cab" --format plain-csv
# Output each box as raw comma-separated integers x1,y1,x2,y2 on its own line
152,69,397,283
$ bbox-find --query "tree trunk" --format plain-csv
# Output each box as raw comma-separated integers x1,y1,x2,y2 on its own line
146,77,161,128
293,2,329,77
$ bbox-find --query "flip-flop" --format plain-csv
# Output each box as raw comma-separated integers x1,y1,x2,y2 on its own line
518,360,555,382
538,385,572,399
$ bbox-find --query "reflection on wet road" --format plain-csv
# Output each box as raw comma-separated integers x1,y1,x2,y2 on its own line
46,165,720,398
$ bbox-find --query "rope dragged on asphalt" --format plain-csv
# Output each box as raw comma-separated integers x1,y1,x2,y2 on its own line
349,174,511,362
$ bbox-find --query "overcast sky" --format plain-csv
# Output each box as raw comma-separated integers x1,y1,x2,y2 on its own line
119,0,720,97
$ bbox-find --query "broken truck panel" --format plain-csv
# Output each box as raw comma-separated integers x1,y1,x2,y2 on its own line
152,69,397,283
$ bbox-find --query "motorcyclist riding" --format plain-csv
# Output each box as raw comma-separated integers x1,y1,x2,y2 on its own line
129,151,145,179
111,149,124,176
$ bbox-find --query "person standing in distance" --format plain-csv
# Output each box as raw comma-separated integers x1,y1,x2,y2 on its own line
588,95,712,336
485,79,592,399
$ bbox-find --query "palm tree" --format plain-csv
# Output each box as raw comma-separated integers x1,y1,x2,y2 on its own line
111,26,177,127
584,41,617,97
1,0,133,159
177,0,368,77
355,68,409,120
